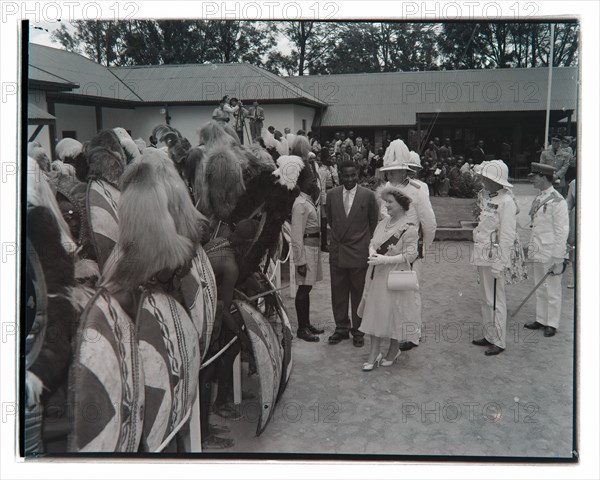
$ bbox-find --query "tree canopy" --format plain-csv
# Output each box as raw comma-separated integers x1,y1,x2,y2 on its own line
50,20,579,74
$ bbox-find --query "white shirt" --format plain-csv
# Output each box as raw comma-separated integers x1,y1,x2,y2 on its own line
343,184,358,216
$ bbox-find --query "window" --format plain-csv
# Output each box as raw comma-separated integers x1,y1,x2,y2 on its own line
62,130,77,139
302,119,306,131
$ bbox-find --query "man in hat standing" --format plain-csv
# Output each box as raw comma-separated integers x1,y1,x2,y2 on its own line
540,136,570,196
524,163,569,337
471,160,518,355
380,140,437,351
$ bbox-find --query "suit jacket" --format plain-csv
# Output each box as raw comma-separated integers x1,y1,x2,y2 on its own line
326,185,379,268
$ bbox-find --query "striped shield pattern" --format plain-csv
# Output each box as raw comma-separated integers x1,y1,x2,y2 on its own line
24,239,48,455
136,289,201,452
255,272,294,402
68,289,144,453
87,179,120,271
180,247,217,362
25,238,48,370
232,299,283,436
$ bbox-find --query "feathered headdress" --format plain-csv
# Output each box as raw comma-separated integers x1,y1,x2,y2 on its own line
113,127,142,164
55,138,83,164
272,155,305,190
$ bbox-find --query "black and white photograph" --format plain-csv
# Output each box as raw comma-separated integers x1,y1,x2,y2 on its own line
2,1,599,478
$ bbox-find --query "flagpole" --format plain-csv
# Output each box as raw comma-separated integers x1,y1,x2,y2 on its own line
544,23,555,149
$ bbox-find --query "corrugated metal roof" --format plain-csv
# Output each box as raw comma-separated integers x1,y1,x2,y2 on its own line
111,63,326,105
28,44,325,106
29,44,142,102
287,67,578,126
28,102,56,121
29,65,77,89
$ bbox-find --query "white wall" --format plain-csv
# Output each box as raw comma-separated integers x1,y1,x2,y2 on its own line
27,89,51,155
293,104,317,133
50,102,316,149
54,103,97,144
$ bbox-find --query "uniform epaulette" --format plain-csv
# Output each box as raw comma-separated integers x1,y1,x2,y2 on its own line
550,191,564,202
408,179,421,189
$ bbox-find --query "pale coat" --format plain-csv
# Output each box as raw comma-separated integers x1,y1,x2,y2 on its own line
472,189,518,273
527,186,569,264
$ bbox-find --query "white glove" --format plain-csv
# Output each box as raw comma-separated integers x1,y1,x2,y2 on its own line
552,262,565,274
491,267,504,279
369,246,377,258
368,253,406,266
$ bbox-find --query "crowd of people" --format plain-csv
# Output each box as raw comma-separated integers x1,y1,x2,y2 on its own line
24,97,575,454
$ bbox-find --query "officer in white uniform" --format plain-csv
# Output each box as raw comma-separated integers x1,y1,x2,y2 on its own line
471,160,518,355
379,141,437,349
406,151,428,188
524,162,569,337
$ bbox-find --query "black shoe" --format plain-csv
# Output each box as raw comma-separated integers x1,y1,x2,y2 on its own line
399,341,418,351
328,332,349,345
297,328,319,342
353,336,365,347
472,338,493,346
485,345,504,356
307,325,325,335
544,326,556,337
524,321,544,330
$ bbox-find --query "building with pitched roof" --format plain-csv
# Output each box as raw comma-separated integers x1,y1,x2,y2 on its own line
28,43,577,177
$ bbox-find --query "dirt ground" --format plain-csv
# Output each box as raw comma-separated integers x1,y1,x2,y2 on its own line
207,184,576,458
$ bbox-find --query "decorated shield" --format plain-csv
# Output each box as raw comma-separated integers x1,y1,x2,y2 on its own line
24,238,48,368
87,179,120,270
256,272,294,402
180,247,217,362
232,299,283,436
137,289,201,452
68,289,144,452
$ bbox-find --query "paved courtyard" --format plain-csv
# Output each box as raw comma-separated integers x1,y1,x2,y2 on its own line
208,184,576,458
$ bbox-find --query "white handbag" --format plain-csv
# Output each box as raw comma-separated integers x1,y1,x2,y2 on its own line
387,259,419,291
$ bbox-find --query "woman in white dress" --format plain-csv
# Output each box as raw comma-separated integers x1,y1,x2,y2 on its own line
358,186,419,371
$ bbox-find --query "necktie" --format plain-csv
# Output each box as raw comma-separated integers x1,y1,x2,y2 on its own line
344,189,351,216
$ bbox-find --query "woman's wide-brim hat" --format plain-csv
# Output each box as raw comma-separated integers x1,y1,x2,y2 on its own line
380,139,413,171
474,160,513,188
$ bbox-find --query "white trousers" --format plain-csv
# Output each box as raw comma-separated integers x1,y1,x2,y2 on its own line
533,262,563,329
477,266,507,349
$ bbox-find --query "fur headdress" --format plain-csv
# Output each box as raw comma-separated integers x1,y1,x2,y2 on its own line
27,157,74,251
101,149,205,293
197,121,238,150
195,146,245,221
77,129,126,184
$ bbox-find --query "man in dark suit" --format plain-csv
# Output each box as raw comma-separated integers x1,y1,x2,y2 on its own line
326,161,379,347
472,140,486,164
